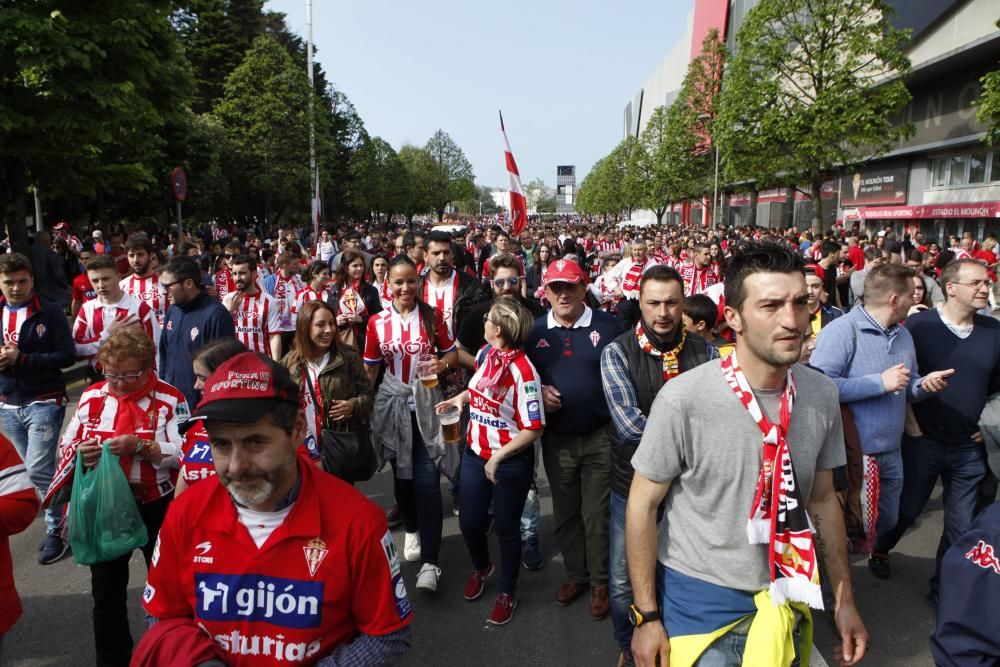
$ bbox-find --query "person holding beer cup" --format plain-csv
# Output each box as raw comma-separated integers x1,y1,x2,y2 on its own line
364,256,458,593
434,296,545,625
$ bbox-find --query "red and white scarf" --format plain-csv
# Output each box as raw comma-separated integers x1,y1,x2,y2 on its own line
721,352,823,609
621,258,647,298
475,347,520,396
860,455,880,555
635,322,686,381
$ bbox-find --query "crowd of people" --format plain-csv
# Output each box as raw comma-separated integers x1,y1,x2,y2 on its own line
0,214,998,666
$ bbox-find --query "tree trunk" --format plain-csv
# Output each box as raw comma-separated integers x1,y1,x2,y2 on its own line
655,206,667,224
748,186,759,228
11,189,29,255
810,177,824,236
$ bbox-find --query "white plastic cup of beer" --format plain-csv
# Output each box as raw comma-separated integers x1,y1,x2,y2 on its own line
417,353,438,389
438,405,462,444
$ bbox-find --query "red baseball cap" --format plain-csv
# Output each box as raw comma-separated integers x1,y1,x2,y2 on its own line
183,352,298,431
804,264,826,281
542,258,587,287
52,221,69,231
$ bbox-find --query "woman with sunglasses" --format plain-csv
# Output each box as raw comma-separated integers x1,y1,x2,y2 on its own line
46,326,186,666
436,296,544,626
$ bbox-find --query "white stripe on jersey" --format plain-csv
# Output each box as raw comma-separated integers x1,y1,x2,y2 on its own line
2,303,32,347
271,274,305,331
293,285,333,316
466,353,545,460
72,294,159,362
120,274,167,325
423,272,459,338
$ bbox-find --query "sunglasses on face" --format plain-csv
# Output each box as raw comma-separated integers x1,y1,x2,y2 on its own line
493,278,519,288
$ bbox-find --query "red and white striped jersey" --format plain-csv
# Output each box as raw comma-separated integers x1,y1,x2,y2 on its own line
225,291,282,355
467,349,544,460
57,378,187,502
378,279,392,310
422,271,460,338
679,262,721,297
1,301,34,347
120,273,167,325
293,285,333,316
72,294,158,362
363,305,455,385
268,273,305,332
212,268,237,302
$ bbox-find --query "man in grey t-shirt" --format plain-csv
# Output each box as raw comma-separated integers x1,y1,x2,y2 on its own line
625,241,869,667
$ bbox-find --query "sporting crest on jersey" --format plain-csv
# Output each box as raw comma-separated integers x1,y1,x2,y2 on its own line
589,330,601,347
190,326,199,341
303,537,329,577
35,324,46,338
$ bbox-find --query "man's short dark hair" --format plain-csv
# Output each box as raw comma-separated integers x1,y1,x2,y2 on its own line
495,229,511,241
685,294,718,329
125,235,153,253
224,240,243,252
231,254,257,272
0,253,33,276
177,242,199,255
489,254,521,277
425,231,453,248
343,231,362,242
864,263,915,303
85,254,118,273
401,233,417,250
723,240,805,311
163,256,203,288
819,240,841,258
639,265,684,295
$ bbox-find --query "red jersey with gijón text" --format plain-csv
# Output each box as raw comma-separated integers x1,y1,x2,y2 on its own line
52,378,187,503
72,294,158,363
179,419,215,486
225,291,282,356
120,273,168,325
72,274,97,308
142,458,412,667
467,347,545,461
422,271,460,338
363,305,455,385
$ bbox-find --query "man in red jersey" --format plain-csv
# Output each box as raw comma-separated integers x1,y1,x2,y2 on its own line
142,352,412,666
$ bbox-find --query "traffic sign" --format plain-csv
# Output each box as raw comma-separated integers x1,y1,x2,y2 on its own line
171,167,187,202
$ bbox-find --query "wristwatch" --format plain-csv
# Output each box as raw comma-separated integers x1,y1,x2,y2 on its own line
628,604,661,627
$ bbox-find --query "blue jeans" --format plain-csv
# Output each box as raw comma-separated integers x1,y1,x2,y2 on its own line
875,435,987,592
693,616,802,667
609,491,632,651
872,449,903,540
0,402,65,535
519,440,542,541
459,447,534,594
391,415,443,565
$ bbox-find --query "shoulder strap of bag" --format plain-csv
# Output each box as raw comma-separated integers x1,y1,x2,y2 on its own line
845,320,858,376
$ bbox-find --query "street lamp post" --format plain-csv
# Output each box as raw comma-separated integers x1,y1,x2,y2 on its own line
713,143,720,230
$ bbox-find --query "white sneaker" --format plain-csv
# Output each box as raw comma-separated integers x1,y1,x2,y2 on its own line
403,532,421,562
416,563,441,592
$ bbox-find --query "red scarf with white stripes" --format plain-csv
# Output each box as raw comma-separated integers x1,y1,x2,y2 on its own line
721,352,823,608
621,258,647,296
475,347,519,396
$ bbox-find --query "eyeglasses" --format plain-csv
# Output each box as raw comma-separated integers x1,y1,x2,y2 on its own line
224,254,236,259
493,278,519,288
160,280,181,289
952,279,990,289
482,314,497,325
103,370,145,383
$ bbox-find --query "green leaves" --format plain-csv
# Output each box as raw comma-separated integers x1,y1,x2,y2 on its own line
978,19,1000,146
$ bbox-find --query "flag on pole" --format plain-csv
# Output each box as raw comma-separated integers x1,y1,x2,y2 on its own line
499,111,528,237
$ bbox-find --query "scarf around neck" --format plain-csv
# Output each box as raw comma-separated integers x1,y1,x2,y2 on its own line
720,351,823,609
635,321,687,381
109,370,159,439
475,346,520,394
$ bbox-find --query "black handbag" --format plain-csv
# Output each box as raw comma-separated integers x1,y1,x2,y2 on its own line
304,368,377,484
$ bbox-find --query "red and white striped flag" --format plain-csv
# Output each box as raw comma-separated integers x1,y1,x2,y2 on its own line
500,111,528,237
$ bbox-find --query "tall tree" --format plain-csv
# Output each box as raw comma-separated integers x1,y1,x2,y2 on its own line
717,0,912,233
0,1,194,252
398,145,437,222
978,19,1000,146
213,36,318,227
349,136,411,222
423,130,476,221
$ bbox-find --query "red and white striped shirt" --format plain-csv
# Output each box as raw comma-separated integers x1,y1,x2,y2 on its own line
57,378,187,502
422,271,460,338
1,301,34,347
225,291,283,356
120,273,168,325
363,305,455,385
679,262,721,296
72,294,158,362
467,349,544,460
293,285,333,316
268,273,305,332
378,279,392,310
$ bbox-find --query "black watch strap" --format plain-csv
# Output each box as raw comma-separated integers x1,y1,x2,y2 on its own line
629,604,661,627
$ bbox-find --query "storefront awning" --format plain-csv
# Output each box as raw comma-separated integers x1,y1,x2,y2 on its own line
858,202,1000,220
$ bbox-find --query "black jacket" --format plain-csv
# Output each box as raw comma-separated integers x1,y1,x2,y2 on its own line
0,294,75,405
28,244,70,307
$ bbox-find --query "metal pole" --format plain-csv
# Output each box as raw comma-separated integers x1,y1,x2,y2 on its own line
33,187,43,232
176,201,183,243
307,0,318,242
713,144,720,230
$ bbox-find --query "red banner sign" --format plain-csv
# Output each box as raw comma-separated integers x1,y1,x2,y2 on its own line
858,201,1000,220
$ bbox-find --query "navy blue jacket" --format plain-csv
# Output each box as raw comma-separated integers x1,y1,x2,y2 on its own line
0,294,75,405
159,290,236,408
931,502,1000,666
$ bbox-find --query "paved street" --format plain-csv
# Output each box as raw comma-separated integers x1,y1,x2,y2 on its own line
4,384,946,666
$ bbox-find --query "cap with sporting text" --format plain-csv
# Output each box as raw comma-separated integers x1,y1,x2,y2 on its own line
542,258,587,287
183,352,298,431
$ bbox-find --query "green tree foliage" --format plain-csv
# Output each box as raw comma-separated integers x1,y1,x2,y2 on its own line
349,136,411,222
977,19,1000,145
717,0,912,233
398,145,438,222
213,36,319,227
575,138,640,222
423,130,476,221
523,178,556,214
0,1,194,252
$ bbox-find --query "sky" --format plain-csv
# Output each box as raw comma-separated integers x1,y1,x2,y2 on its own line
266,0,692,189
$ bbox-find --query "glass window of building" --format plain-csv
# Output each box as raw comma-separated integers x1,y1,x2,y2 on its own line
991,151,1000,182
969,152,987,184
948,154,968,186
931,157,948,187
